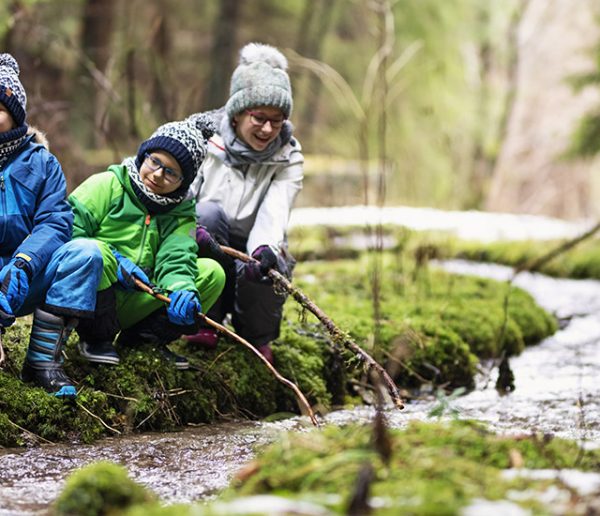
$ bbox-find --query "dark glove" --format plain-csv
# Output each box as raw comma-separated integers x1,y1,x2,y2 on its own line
244,245,280,284
0,258,30,313
167,290,202,326
0,291,15,327
196,226,226,260
112,250,150,291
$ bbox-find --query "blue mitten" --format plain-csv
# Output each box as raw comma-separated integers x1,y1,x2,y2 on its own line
0,258,30,313
0,292,15,327
167,290,202,326
112,250,150,290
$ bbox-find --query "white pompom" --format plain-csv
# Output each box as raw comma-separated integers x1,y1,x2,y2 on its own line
0,53,20,75
239,43,288,70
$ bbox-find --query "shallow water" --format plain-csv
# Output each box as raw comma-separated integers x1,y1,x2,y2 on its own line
2,260,600,514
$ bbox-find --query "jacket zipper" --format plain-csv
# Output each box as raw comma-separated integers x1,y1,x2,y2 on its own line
0,171,6,245
136,214,151,264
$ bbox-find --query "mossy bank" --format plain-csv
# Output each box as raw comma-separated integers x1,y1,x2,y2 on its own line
0,251,556,447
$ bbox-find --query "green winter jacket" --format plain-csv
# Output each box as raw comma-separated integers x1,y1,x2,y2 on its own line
69,165,199,293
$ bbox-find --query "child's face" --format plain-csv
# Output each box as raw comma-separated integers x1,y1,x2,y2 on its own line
0,103,15,133
233,105,285,151
140,150,183,195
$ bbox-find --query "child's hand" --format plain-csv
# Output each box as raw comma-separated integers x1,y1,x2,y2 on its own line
167,290,201,326
0,292,15,327
112,250,150,290
0,258,30,313
244,245,287,284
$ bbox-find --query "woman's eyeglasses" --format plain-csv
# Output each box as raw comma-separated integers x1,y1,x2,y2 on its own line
245,110,286,129
144,153,183,184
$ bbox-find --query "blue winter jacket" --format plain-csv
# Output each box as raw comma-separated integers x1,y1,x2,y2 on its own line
0,130,73,276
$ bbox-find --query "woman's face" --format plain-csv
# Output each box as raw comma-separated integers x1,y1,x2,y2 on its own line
0,103,15,133
139,150,183,195
234,106,285,151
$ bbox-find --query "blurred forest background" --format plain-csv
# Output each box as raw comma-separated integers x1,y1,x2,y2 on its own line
3,0,600,219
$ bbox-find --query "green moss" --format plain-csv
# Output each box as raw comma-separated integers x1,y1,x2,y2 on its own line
54,461,155,515
0,244,556,446
225,420,600,514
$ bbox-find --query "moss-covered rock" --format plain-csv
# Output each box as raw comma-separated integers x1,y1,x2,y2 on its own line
53,461,155,515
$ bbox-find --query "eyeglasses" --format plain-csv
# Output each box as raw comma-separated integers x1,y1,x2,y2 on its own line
245,110,286,129
143,153,183,184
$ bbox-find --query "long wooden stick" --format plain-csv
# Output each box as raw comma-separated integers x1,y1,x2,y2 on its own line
133,278,319,426
220,245,405,410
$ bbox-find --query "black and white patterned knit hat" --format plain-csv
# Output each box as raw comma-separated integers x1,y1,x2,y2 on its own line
136,119,207,190
225,43,292,119
0,53,27,127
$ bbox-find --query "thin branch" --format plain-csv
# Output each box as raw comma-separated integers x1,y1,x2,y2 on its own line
102,391,139,402
77,402,122,435
513,221,600,276
136,407,159,429
133,279,319,427
6,417,55,445
220,246,405,410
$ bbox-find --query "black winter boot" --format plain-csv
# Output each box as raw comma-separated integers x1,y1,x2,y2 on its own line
21,308,78,398
118,309,197,370
76,286,120,365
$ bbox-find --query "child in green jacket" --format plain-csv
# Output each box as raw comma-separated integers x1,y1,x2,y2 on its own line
21,119,225,397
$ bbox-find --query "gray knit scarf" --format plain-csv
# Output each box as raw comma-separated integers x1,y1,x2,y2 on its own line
0,126,28,168
123,156,185,213
219,115,293,168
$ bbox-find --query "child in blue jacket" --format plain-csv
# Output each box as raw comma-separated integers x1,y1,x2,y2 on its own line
0,53,100,398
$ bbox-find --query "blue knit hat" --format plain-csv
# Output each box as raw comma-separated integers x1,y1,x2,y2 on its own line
0,54,26,127
225,43,292,120
136,119,207,191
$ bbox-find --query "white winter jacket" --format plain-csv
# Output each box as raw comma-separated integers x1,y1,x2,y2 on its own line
188,134,304,254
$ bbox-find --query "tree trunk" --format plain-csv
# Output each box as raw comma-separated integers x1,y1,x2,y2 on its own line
298,0,339,143
204,0,241,110
78,0,117,146
149,11,173,121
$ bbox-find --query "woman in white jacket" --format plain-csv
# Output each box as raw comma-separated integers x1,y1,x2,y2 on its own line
186,43,303,363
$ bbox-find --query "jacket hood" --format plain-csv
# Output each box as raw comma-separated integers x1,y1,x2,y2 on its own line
27,126,49,149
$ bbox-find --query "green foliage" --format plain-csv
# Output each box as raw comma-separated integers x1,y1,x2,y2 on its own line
54,461,155,516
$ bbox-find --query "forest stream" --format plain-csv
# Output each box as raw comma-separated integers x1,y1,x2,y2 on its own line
1,208,599,514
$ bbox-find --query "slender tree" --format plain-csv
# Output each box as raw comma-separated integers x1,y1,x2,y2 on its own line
204,0,241,109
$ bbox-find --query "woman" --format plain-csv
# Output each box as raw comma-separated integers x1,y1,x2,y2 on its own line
186,42,304,363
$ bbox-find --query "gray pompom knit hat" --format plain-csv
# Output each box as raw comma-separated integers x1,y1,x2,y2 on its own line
136,119,207,191
0,53,27,127
225,43,293,120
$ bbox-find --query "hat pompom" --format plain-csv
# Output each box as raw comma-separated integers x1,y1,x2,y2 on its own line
0,54,20,75
239,43,288,71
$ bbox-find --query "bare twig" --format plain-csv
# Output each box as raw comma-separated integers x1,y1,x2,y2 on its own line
76,402,122,435
220,246,405,410
6,417,55,445
133,279,319,426
513,221,600,276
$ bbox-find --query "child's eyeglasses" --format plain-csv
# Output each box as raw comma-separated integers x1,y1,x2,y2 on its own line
245,110,286,129
144,153,183,184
